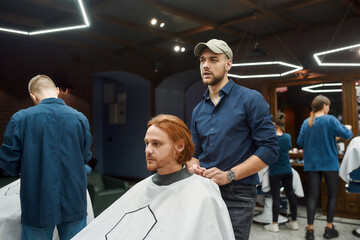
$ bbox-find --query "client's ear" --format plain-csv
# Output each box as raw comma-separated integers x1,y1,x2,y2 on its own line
30,93,40,105
175,139,185,154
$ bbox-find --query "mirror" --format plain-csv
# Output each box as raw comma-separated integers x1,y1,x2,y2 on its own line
276,83,343,148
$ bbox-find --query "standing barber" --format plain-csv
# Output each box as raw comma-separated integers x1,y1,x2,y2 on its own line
188,39,279,240
0,75,92,240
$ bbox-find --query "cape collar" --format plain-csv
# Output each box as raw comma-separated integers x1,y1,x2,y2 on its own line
152,166,192,186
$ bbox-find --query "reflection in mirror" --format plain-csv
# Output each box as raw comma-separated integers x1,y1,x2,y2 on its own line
276,83,342,148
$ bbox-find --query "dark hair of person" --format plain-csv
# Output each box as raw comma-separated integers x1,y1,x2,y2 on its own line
308,95,330,127
273,112,286,133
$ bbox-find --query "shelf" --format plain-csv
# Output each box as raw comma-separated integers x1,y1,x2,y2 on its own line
289,152,344,160
291,162,304,167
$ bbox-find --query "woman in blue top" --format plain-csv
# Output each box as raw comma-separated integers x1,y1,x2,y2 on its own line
297,95,353,240
264,112,298,233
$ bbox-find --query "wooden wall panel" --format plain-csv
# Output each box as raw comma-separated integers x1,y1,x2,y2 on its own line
342,78,359,137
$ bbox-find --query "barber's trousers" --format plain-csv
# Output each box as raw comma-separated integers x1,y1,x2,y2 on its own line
220,181,257,240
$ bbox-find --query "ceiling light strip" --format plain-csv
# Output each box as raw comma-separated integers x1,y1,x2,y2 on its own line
228,73,281,79
77,0,90,26
313,43,360,66
0,0,89,36
0,27,28,35
302,83,343,93
302,88,342,93
230,61,302,79
323,83,342,86
29,25,88,35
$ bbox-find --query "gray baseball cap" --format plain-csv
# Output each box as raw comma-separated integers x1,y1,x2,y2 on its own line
194,39,233,60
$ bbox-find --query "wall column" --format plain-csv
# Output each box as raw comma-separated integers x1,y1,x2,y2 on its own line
342,78,358,137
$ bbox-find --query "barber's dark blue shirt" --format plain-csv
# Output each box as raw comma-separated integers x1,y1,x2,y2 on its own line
191,80,278,185
0,98,92,227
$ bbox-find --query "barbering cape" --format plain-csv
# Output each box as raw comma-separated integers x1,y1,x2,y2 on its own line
72,174,235,240
340,136,360,183
0,179,94,240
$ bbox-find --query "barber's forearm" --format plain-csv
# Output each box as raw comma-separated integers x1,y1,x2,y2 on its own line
231,155,267,181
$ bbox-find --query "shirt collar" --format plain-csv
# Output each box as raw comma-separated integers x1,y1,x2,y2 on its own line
203,78,235,100
40,98,65,105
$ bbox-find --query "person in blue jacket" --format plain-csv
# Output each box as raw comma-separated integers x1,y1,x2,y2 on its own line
0,75,93,240
264,112,298,233
297,95,353,240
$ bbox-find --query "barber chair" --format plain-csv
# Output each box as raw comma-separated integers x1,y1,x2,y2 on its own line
346,168,360,193
253,186,288,224
87,170,130,217
345,168,360,238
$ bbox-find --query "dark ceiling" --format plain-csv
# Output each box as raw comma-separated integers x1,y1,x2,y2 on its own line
1,0,360,78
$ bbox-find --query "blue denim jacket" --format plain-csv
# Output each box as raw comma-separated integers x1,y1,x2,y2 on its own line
0,98,92,227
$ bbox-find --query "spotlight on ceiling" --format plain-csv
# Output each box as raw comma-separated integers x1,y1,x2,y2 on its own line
181,47,185,52
174,45,180,52
160,22,165,28
150,18,158,25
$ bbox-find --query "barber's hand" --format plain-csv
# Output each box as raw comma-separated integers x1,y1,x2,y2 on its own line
188,164,206,175
203,167,231,186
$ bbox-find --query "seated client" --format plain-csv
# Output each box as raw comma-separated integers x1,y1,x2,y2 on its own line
73,114,235,240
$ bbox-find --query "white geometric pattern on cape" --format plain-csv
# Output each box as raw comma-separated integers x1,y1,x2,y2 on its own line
72,174,235,240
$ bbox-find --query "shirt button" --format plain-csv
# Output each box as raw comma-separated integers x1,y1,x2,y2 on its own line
211,128,214,131
212,114,215,117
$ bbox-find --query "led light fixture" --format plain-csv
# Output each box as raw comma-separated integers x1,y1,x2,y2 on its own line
313,43,360,66
0,0,90,36
302,83,342,93
0,27,28,35
302,82,359,93
228,61,303,79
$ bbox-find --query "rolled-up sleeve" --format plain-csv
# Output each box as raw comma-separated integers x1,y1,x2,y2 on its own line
247,93,279,166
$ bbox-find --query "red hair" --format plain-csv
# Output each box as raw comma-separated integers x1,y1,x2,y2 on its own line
147,114,194,164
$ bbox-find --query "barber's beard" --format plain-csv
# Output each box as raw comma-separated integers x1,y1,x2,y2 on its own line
207,76,223,86
203,72,226,86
